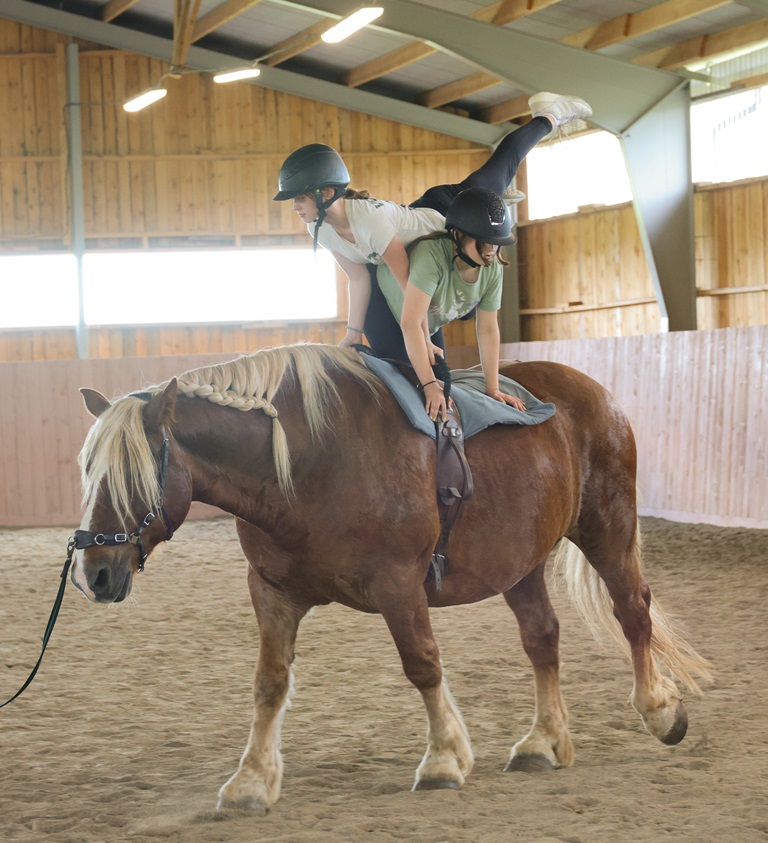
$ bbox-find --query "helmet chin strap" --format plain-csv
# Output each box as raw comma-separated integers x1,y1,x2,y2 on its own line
311,187,343,254
450,229,481,269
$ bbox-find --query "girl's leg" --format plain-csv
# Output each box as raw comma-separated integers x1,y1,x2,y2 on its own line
458,117,552,195
409,117,552,215
363,266,446,362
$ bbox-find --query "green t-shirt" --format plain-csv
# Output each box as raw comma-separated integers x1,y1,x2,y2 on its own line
376,236,503,335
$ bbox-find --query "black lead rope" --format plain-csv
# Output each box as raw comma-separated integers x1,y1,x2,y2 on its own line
1,425,174,709
0,542,74,709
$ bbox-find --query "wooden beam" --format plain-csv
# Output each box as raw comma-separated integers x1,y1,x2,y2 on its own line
477,94,530,124
262,19,339,65
491,0,564,26
342,0,562,88
343,42,437,87
100,0,141,22
562,0,731,51
418,71,499,108
633,17,768,69
191,0,264,42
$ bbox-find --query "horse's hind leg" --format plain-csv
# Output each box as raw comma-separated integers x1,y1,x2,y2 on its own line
373,578,474,791
503,562,574,772
217,565,309,814
570,516,690,746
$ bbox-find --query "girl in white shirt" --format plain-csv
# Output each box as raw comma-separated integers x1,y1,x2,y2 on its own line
273,92,591,356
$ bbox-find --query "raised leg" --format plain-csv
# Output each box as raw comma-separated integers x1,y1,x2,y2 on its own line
502,563,574,773
374,579,473,791
216,565,309,813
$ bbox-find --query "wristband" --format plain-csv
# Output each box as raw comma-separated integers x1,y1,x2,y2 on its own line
345,325,364,334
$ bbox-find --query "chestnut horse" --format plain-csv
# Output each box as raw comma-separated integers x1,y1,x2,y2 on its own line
71,344,710,813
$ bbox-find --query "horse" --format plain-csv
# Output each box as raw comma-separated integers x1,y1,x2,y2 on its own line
71,343,710,813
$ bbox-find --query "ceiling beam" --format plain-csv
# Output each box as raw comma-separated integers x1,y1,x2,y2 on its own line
284,0,685,134
341,0,563,88
561,0,732,51
419,71,499,109
101,0,141,23
428,0,733,120
261,19,339,66
633,16,768,69
192,0,265,42
1,0,507,146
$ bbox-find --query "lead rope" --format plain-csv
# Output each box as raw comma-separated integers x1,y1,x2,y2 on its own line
0,541,74,709
1,425,173,709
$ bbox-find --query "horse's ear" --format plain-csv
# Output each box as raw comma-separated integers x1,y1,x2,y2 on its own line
143,378,178,431
80,388,112,418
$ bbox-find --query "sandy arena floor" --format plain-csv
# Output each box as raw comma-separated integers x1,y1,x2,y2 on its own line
1,516,766,843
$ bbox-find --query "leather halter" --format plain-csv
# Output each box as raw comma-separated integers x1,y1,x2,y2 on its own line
71,424,175,572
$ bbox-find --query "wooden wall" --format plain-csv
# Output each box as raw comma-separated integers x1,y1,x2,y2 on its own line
1,18,766,362
1,327,764,529
0,20,486,252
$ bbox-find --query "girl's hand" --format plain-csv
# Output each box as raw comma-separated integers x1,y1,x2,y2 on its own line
488,388,526,412
423,381,448,422
426,339,444,366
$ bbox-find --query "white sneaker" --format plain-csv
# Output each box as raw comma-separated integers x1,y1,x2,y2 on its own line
503,186,526,205
528,92,592,128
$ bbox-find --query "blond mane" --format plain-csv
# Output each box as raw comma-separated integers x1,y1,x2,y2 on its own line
79,344,381,529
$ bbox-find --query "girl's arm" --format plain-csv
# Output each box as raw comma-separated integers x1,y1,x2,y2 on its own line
401,283,448,422
382,237,441,362
476,308,526,411
332,251,372,347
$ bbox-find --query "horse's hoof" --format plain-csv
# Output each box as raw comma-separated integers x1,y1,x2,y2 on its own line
660,704,688,746
504,753,556,773
412,777,462,791
215,795,268,816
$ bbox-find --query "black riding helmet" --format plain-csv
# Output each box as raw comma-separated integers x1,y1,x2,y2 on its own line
273,144,351,251
445,187,516,245
273,143,350,201
444,187,516,269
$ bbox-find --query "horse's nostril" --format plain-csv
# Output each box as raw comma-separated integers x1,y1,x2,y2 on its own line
93,566,110,591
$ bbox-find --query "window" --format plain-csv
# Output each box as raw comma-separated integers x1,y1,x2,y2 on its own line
0,249,337,328
0,255,78,328
691,87,768,184
525,84,768,221
525,131,632,221
83,249,337,325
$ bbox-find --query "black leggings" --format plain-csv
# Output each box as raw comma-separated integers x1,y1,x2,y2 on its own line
364,118,551,361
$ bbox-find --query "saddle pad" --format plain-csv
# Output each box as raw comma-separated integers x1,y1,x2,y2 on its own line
361,355,556,440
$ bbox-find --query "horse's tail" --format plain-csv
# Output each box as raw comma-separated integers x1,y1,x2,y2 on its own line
553,524,712,696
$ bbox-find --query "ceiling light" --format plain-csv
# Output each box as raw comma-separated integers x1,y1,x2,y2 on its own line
213,66,262,84
321,7,383,43
123,86,167,113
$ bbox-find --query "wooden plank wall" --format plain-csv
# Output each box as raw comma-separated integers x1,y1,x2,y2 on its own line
0,327,764,529
498,325,767,529
0,19,486,252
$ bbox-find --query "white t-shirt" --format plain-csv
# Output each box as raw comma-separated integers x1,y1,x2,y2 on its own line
309,198,445,265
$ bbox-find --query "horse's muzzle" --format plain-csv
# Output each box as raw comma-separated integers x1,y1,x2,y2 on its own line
71,555,133,603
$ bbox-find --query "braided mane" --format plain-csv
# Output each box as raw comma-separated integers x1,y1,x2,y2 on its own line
79,344,381,529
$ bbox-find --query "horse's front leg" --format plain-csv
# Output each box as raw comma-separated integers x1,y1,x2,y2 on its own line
217,568,309,814
503,563,575,773
374,576,474,791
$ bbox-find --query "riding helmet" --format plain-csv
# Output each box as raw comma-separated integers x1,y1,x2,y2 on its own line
444,187,516,245
273,143,350,201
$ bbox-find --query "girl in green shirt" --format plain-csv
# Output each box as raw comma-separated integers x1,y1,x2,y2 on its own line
374,188,526,422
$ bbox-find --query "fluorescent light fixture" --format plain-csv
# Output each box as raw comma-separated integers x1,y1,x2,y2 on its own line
123,86,167,113
213,66,262,84
321,7,383,43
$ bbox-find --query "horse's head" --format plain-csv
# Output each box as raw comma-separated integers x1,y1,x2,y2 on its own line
71,379,192,603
